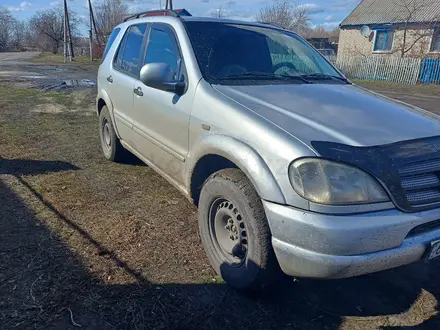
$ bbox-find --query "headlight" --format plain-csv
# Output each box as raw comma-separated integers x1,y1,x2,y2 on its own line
289,158,389,205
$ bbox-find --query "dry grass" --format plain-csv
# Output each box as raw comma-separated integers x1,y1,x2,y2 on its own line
1,79,440,329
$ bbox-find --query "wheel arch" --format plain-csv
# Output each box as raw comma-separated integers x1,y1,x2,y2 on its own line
97,98,107,116
97,89,121,138
96,88,113,115
187,135,286,206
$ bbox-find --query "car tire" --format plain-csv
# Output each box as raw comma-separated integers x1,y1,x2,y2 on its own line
99,105,126,162
198,168,282,290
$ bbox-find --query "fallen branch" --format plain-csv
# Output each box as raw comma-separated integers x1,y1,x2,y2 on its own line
60,307,82,328
30,274,43,312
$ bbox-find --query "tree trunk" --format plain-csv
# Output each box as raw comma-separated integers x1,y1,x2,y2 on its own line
52,40,59,54
401,23,408,58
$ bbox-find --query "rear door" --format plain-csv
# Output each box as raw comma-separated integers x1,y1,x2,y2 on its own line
107,23,147,147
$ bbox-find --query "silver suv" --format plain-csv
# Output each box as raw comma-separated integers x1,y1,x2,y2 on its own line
97,11,440,290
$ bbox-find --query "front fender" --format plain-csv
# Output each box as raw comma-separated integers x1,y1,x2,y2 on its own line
186,134,286,204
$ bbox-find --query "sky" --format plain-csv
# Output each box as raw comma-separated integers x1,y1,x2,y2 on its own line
3,0,362,35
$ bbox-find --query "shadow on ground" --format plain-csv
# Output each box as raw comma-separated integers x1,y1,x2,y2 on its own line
1,158,440,329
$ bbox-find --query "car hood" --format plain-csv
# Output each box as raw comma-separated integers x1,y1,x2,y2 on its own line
213,83,440,148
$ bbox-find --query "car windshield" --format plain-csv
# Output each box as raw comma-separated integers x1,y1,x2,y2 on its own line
184,21,343,84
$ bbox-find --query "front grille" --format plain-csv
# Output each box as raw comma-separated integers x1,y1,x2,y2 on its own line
399,159,440,176
399,159,440,208
407,219,440,237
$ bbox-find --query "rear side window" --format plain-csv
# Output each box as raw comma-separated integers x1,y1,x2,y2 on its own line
102,28,120,62
115,24,147,77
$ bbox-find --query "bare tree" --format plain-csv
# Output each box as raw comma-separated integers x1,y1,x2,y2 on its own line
29,7,78,54
393,0,440,57
94,0,129,40
211,5,227,18
0,7,15,52
211,1,235,18
255,0,311,35
10,21,27,51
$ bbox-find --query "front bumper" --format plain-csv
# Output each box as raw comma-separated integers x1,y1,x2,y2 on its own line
263,201,440,279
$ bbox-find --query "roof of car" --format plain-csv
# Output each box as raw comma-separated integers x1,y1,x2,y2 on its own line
122,12,283,27
181,16,284,28
182,16,248,23
121,8,287,30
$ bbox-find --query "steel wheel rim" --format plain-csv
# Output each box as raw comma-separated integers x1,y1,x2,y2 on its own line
208,197,248,266
102,119,111,150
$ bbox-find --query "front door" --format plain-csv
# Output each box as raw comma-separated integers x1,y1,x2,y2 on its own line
132,23,193,184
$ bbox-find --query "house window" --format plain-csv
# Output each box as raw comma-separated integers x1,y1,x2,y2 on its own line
431,29,440,52
374,30,394,52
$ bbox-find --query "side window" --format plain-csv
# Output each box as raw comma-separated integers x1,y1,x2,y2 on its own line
431,29,440,52
114,31,128,68
374,30,394,52
145,25,181,78
116,24,147,76
102,27,120,62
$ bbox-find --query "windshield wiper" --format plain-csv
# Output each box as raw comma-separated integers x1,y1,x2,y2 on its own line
215,72,312,84
299,73,350,83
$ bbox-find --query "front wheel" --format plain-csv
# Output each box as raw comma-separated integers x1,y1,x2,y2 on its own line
198,168,282,290
99,105,126,162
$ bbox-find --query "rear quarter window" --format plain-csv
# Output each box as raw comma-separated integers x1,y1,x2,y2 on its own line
102,28,121,62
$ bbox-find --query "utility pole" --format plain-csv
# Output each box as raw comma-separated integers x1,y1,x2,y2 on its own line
87,0,93,61
165,0,173,10
63,0,73,61
65,0,74,61
63,0,67,63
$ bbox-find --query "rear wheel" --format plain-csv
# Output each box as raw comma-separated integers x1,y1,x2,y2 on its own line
99,105,126,162
198,168,282,290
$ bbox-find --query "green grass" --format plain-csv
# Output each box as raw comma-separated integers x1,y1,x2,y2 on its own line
30,53,100,68
0,86,39,99
43,92,77,108
353,80,440,96
0,87,77,110
0,86,40,110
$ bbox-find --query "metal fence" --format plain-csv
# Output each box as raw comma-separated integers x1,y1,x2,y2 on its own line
334,56,422,85
419,58,440,84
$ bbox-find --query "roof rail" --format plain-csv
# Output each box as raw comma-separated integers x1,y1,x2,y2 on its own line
123,9,191,22
257,21,286,30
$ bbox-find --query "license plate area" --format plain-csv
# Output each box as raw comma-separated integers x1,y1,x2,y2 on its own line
427,240,440,260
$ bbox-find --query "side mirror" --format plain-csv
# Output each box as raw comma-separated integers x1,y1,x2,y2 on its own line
140,63,186,96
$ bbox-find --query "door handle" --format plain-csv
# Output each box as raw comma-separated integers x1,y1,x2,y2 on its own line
107,75,113,83
134,87,143,96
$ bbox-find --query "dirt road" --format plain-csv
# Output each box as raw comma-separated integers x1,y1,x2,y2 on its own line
0,51,41,62
0,52,97,91
1,53,440,330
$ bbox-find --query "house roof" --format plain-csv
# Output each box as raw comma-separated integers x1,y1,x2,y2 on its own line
174,9,191,16
340,0,440,27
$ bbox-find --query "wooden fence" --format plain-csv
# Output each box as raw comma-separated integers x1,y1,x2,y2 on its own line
272,54,440,85
333,56,422,85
